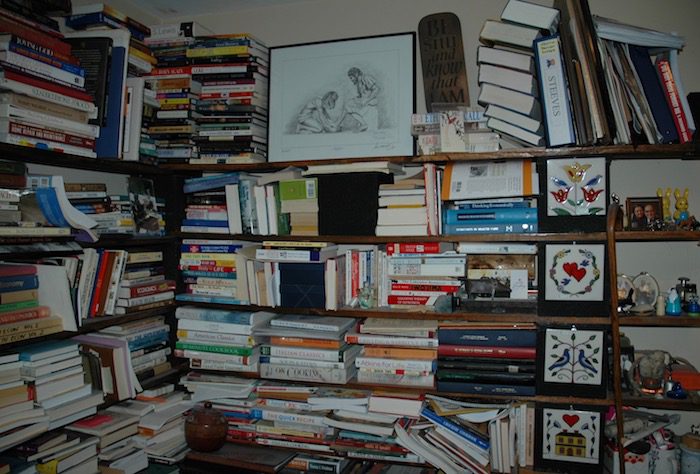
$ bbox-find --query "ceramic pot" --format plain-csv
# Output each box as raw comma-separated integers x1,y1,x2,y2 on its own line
184,401,227,452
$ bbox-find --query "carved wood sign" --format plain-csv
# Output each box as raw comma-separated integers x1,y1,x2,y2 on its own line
418,12,470,112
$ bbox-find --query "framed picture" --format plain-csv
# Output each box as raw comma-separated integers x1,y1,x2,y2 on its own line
536,325,608,398
537,157,609,232
538,242,609,316
535,403,605,473
268,32,416,162
625,196,662,231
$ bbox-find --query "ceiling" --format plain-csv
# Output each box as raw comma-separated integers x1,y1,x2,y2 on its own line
125,0,307,19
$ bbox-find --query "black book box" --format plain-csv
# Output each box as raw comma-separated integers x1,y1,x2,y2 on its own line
314,172,393,236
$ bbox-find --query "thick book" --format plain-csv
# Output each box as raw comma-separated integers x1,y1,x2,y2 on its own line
443,221,538,235
478,64,538,96
477,45,534,74
479,19,542,50
436,369,535,385
443,207,537,224
656,58,692,143
438,344,536,359
478,83,541,119
438,328,536,347
437,380,536,396
501,0,560,32
534,35,576,147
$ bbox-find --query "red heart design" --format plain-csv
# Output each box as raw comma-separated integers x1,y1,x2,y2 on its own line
563,262,586,282
563,414,580,427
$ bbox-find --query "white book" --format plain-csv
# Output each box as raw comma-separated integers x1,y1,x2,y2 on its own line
501,0,560,33
224,184,243,234
478,64,538,96
486,117,544,147
0,105,99,137
269,314,356,332
0,75,94,113
478,83,541,119
484,104,542,134
0,132,96,157
116,290,174,308
479,19,542,50
253,185,269,235
477,45,534,73
375,224,428,236
355,356,435,373
377,207,428,226
123,77,146,161
177,318,255,335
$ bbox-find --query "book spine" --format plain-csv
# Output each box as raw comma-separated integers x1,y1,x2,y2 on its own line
177,348,252,364
119,280,176,298
176,330,254,346
259,355,347,369
534,35,576,147
0,74,93,113
344,334,438,348
437,329,537,347
0,315,61,336
443,222,538,234
387,263,464,278
259,363,351,384
0,323,61,344
7,121,94,148
1,49,85,88
420,408,490,451
0,275,38,293
656,58,692,144
387,294,439,305
443,208,538,224
354,357,435,372
0,288,37,304
9,42,83,76
0,304,47,323
436,380,536,397
189,358,257,372
174,307,252,324
261,345,345,362
361,346,436,359
385,242,440,255
437,344,536,359
0,18,71,56
175,341,253,356
117,290,174,308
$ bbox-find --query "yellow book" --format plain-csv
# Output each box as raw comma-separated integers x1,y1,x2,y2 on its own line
186,45,254,58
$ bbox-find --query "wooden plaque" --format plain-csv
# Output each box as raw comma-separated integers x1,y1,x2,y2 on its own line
418,12,469,111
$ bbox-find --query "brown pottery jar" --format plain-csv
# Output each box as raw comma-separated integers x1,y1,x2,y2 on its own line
184,401,227,452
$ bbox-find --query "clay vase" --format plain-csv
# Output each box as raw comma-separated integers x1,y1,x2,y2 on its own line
184,401,227,452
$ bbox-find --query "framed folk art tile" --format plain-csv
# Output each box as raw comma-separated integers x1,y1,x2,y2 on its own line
535,403,605,473
537,157,609,232
536,325,608,398
538,242,609,316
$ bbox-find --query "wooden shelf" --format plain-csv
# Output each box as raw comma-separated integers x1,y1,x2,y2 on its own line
82,234,177,248
177,231,607,243
621,394,700,411
0,142,168,175
614,230,700,242
618,315,700,326
161,143,700,173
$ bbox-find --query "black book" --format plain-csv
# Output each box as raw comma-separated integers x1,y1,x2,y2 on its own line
436,368,535,385
63,36,112,127
438,357,536,372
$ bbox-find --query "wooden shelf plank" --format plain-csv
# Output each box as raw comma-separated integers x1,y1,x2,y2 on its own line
614,230,700,241
621,395,700,411
619,315,700,326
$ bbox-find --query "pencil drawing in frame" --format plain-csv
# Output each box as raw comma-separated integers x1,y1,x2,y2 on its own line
268,32,416,162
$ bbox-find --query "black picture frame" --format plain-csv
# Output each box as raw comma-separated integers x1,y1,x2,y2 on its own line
535,403,606,473
625,196,663,231
268,32,416,162
536,324,609,398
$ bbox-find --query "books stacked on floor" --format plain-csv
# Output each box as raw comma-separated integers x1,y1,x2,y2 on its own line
0,263,63,345
0,350,48,452
346,318,438,388
256,314,359,384
9,430,84,472
375,166,437,237
174,306,276,373
477,0,557,148
411,109,495,155
188,33,269,165
177,238,252,304
28,433,99,474
0,10,98,157
442,197,538,235
380,246,465,309
97,316,172,386
114,250,174,315
278,177,319,236
180,172,242,234
20,340,103,431
436,322,537,397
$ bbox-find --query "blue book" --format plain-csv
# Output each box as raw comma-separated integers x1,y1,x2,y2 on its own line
183,172,240,193
94,39,127,158
455,201,532,210
628,45,679,144
437,329,537,347
66,12,147,41
0,274,38,293
180,244,244,253
420,408,489,451
443,222,538,235
128,333,170,352
443,207,538,225
181,219,229,227
175,306,259,324
9,42,86,77
175,293,247,305
436,380,536,397
181,270,237,279
19,340,79,361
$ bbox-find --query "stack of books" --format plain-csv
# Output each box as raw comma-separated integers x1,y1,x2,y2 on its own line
9,430,85,472
19,340,103,431
443,197,538,235
375,166,437,237
72,333,137,402
174,306,275,373
346,318,438,388
477,0,559,148
66,411,140,471
65,4,150,42
114,250,174,315
180,172,242,234
0,350,47,452
32,433,99,474
278,177,319,236
0,263,63,345
381,248,465,309
436,322,537,396
188,33,269,165
256,314,359,385
0,10,98,157
97,316,172,385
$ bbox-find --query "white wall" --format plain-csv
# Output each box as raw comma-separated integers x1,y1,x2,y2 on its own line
77,0,700,431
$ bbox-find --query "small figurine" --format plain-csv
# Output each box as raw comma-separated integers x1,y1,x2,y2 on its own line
674,187,689,222
657,187,672,221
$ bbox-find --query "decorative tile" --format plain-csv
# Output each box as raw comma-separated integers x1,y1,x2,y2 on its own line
546,158,606,217
544,243,605,302
541,407,601,464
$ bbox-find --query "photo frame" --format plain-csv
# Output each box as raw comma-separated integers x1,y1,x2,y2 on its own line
537,157,609,232
538,242,609,316
625,196,662,231
535,403,605,473
268,32,416,162
536,325,608,398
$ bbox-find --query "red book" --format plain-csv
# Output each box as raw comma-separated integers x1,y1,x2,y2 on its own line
0,17,70,56
2,67,93,103
0,305,50,324
72,413,113,428
89,251,114,317
437,344,536,360
177,264,236,273
118,280,176,298
387,294,439,305
656,59,692,144
391,282,461,292
8,121,95,149
0,264,36,277
386,242,441,255
0,173,26,188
